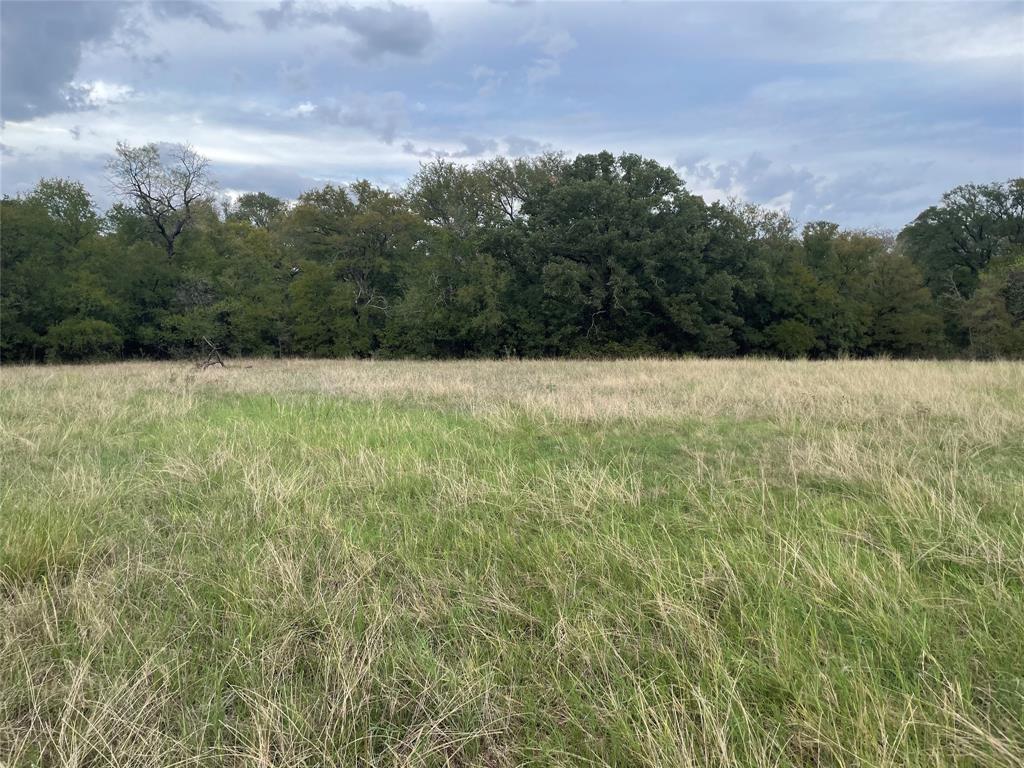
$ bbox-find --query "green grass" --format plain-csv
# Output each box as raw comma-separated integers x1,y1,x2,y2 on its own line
1,359,1023,767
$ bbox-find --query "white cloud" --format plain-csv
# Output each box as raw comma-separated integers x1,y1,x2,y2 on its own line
529,29,576,58
526,58,560,85
402,135,498,158
75,80,135,107
471,65,505,97
280,101,318,118
520,27,576,86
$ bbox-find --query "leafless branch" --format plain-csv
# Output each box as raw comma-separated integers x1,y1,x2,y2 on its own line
107,141,214,259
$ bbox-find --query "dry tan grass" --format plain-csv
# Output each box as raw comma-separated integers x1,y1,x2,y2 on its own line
4,356,1022,426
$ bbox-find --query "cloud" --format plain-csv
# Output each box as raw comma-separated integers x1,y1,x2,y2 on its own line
520,27,576,86
74,80,135,108
279,59,313,91
302,92,410,143
471,65,505,97
0,1,128,121
402,136,498,159
680,153,819,204
0,0,236,122
677,152,936,227
526,59,561,85
149,1,235,31
667,2,1022,65
748,77,862,107
0,102,424,209
285,101,318,118
214,164,326,202
0,1,1018,231
260,1,434,57
503,135,551,156
534,30,576,59
0,145,111,199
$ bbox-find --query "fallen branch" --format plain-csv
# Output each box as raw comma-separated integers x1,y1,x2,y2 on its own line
198,337,225,370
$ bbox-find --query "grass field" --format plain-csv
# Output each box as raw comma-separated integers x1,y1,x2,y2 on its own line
1,359,1023,767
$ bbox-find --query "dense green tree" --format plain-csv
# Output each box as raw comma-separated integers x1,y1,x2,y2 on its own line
898,180,1024,348
385,243,507,357
214,222,289,355
960,275,1023,358
403,155,563,357
800,223,875,355
44,318,123,361
720,202,827,357
863,251,944,356
900,180,1024,299
2,150,1020,363
957,242,1024,358
517,152,743,355
227,192,287,230
1,180,110,361
407,160,486,238
1,194,56,360
28,178,99,247
280,182,424,355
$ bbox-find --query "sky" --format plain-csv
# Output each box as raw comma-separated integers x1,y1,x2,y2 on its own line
1,0,1022,230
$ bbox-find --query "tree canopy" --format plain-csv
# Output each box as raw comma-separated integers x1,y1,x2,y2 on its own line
2,146,1021,362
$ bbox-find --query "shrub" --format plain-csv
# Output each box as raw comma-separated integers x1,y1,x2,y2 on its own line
44,317,123,361
766,319,819,358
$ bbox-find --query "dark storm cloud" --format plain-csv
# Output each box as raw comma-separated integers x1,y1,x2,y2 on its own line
0,0,238,122
260,1,434,57
0,1,127,121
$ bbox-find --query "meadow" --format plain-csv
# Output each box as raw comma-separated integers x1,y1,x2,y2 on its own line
1,359,1022,767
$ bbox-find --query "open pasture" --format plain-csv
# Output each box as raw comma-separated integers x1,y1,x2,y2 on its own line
1,359,1023,767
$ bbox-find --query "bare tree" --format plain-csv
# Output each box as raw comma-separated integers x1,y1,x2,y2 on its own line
107,141,213,259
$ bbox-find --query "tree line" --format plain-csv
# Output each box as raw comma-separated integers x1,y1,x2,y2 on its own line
2,143,1022,362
